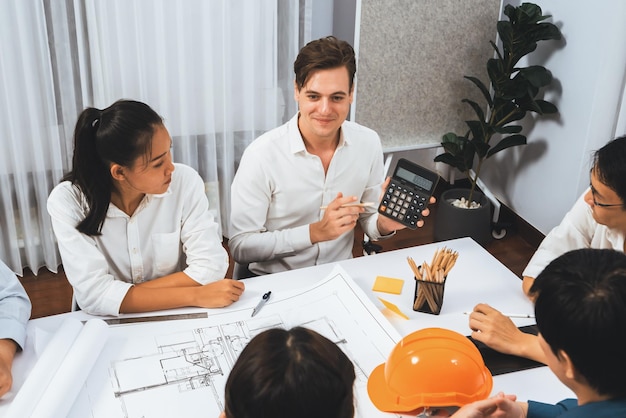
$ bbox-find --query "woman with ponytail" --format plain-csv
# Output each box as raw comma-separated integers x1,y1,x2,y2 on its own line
47,100,244,316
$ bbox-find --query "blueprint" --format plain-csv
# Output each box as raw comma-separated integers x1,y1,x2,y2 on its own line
10,265,402,418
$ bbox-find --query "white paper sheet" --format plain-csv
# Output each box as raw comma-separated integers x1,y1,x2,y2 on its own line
5,266,401,418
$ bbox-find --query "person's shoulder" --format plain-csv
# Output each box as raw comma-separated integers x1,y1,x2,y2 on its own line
342,120,381,142
48,181,84,205
47,181,88,217
248,122,290,151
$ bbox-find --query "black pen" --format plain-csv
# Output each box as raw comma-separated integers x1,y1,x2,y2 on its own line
251,291,272,317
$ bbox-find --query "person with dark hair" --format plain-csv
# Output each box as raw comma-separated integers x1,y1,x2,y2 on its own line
47,99,244,316
0,260,31,398
451,248,626,417
469,135,626,363
229,36,432,277
221,326,356,418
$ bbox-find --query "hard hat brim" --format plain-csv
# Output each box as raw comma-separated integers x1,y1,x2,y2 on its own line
368,362,421,413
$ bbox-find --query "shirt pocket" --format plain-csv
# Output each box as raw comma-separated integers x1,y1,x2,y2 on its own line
151,231,182,276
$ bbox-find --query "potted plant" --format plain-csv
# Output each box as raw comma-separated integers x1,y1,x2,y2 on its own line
433,2,562,245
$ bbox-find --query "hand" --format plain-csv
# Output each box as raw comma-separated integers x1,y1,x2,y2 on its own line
310,193,364,244
376,177,436,234
468,303,531,357
522,276,536,299
194,279,245,308
0,339,18,398
450,392,525,418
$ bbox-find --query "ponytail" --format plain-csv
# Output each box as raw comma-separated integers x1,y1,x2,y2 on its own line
63,108,111,235
62,100,163,236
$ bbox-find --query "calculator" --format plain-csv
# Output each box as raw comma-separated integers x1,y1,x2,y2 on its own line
378,158,440,229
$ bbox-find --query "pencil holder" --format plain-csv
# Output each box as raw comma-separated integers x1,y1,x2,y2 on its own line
413,276,447,315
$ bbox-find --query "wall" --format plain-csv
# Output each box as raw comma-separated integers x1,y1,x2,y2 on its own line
479,0,626,233
354,0,501,150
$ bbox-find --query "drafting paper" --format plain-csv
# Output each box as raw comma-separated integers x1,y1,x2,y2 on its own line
5,318,84,418
372,276,405,294
10,266,402,418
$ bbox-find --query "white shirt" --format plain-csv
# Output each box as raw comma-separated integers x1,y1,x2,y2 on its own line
47,163,228,316
523,190,625,279
229,113,388,275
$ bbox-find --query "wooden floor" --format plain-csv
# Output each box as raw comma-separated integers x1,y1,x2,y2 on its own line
19,183,541,319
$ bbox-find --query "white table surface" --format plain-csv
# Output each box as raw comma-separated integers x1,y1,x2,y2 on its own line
225,237,574,404
9,237,574,411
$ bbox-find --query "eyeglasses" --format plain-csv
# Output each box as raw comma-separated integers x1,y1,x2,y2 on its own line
590,185,623,208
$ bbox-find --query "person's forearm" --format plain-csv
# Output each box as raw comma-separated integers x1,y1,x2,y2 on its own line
119,285,198,313
120,279,244,313
518,333,547,364
134,272,198,289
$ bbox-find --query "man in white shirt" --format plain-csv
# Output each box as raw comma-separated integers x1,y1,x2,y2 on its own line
468,135,626,363
229,36,430,276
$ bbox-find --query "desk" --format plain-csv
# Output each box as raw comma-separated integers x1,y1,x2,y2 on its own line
3,237,574,416
235,237,574,404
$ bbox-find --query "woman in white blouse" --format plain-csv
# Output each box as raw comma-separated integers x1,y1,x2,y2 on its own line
48,100,244,316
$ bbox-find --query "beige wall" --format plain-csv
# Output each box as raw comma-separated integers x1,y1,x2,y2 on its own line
354,0,501,151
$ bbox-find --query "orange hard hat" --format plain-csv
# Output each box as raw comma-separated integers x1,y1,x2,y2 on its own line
367,327,492,413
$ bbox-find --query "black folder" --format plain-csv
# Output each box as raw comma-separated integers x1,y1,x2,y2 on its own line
467,325,546,376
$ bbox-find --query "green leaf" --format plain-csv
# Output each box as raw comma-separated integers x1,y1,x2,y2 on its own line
486,134,527,157
462,98,486,121
518,66,552,88
493,125,523,134
535,99,558,114
466,120,486,143
441,132,465,145
464,78,492,108
471,139,490,158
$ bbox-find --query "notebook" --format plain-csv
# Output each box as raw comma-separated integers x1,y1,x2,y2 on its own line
468,325,545,376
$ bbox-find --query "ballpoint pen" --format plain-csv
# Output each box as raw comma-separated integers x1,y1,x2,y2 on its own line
251,291,272,317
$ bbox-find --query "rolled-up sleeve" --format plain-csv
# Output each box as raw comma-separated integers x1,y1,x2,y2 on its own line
0,261,32,350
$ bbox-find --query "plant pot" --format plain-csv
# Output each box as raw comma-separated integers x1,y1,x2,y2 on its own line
434,188,492,246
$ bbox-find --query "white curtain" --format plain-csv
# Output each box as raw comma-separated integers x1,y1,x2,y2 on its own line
0,0,311,275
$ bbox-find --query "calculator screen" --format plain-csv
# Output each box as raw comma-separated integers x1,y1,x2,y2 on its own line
396,167,433,191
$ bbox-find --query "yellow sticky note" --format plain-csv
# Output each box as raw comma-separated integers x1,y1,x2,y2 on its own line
378,297,409,320
372,276,405,294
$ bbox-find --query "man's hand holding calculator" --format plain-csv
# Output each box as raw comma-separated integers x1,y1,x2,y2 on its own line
376,177,436,235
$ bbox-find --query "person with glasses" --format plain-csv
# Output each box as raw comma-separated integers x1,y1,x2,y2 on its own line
467,135,626,364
